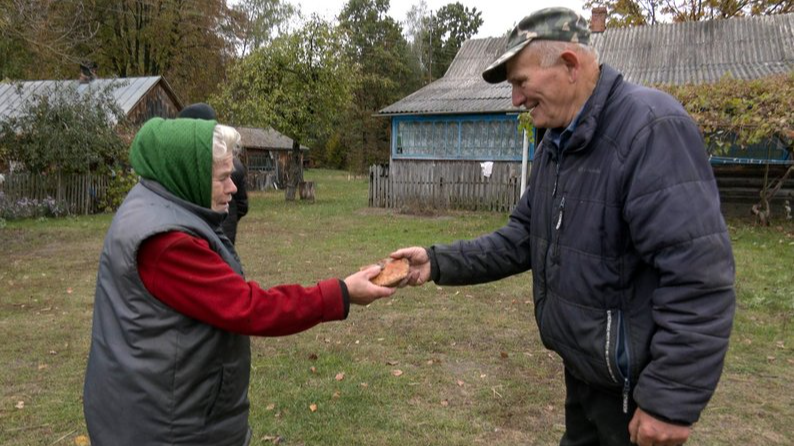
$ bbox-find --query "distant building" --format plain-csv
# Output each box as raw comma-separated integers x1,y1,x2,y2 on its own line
0,74,182,126
235,126,309,190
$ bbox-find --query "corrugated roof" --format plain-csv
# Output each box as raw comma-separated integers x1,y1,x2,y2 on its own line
380,13,794,116
0,77,172,121
236,127,309,151
591,13,794,85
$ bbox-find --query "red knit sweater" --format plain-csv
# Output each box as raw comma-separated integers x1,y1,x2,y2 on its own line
137,231,347,336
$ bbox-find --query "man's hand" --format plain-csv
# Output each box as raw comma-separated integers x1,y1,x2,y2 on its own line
390,247,431,287
629,407,691,446
344,266,396,305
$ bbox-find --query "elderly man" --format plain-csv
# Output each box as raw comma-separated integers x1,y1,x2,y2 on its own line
83,118,394,445
393,7,735,446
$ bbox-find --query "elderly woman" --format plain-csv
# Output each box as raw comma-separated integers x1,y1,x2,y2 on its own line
83,118,392,446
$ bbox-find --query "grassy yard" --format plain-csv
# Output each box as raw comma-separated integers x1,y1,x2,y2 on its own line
1,169,792,446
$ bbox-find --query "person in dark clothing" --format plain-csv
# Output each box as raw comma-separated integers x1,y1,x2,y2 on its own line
179,103,248,244
83,118,395,446
393,8,735,446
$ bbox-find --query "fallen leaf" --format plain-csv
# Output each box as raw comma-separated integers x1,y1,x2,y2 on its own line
74,435,89,446
262,435,284,444
360,382,369,388
355,340,360,344
500,352,509,359
776,341,785,349
308,353,318,361
767,356,776,362
15,401,24,409
266,403,276,411
426,359,434,365
386,360,399,366
309,403,318,412
38,363,48,371
335,372,345,381
456,380,465,387
67,288,73,294
310,366,317,373
332,391,341,399
480,373,487,379
392,369,403,377
440,399,449,407
49,350,57,355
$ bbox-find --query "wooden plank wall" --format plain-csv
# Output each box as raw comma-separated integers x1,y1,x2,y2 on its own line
0,172,110,215
369,160,526,212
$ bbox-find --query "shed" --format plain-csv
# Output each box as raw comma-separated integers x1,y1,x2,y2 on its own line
376,12,794,211
0,76,182,126
235,126,309,190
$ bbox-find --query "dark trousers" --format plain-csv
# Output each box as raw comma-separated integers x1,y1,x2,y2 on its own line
560,369,636,446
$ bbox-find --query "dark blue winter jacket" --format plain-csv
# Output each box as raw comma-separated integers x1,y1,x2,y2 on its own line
427,65,736,425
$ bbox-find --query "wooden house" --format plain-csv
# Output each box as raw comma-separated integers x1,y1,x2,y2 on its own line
0,75,182,126
235,126,309,190
375,12,794,212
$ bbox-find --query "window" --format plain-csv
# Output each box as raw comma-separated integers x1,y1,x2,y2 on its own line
393,114,530,161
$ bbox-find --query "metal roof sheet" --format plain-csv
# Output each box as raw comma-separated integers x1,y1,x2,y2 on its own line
0,77,166,122
380,13,794,116
236,127,309,151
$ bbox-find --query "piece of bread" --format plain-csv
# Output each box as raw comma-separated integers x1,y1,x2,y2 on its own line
365,258,410,287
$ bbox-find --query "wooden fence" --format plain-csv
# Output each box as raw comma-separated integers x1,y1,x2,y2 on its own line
369,160,526,212
0,172,111,215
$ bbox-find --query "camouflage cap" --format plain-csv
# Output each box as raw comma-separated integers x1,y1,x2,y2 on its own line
482,7,590,84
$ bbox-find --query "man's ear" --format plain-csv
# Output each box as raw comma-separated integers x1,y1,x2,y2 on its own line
560,50,580,82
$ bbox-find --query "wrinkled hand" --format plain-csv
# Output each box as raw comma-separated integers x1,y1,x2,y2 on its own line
629,407,691,446
390,247,431,287
344,265,396,305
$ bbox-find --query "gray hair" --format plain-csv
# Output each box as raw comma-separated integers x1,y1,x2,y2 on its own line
212,124,241,164
530,40,600,68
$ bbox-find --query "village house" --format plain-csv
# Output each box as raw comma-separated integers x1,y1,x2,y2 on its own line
374,11,794,212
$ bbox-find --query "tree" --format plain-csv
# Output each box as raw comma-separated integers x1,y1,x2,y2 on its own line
427,2,483,79
403,0,432,82
91,0,236,103
661,74,793,224
338,0,423,171
0,82,128,174
0,0,99,80
232,0,296,57
585,0,792,27
212,16,357,199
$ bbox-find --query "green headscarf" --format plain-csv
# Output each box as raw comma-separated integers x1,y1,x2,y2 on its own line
129,117,216,208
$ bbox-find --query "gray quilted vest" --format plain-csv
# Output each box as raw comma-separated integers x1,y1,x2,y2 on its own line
84,179,251,446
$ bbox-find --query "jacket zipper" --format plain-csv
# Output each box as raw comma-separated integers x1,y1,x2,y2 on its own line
604,310,619,384
616,310,631,414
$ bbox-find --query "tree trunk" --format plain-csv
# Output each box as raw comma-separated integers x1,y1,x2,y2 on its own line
285,139,302,201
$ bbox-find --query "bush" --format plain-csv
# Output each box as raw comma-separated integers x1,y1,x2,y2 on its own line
101,167,138,212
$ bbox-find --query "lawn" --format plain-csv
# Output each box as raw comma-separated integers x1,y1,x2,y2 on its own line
1,169,792,445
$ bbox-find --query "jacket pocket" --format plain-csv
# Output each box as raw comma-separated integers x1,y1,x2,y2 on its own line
539,292,623,392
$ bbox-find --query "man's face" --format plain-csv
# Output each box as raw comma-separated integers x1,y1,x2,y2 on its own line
211,156,237,213
506,46,576,129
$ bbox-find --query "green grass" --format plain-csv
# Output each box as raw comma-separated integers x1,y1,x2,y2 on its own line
1,169,792,445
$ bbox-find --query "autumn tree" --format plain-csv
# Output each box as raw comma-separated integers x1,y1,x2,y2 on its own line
0,0,98,80
427,2,483,79
232,0,296,57
338,0,422,171
585,0,792,27
212,16,357,199
90,0,236,103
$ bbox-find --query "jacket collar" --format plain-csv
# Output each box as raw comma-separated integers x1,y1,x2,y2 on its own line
140,178,227,230
564,64,623,155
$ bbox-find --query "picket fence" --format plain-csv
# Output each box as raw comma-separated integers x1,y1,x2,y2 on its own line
0,172,111,215
369,160,526,212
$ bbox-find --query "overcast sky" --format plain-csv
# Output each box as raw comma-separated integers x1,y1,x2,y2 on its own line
293,0,588,39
